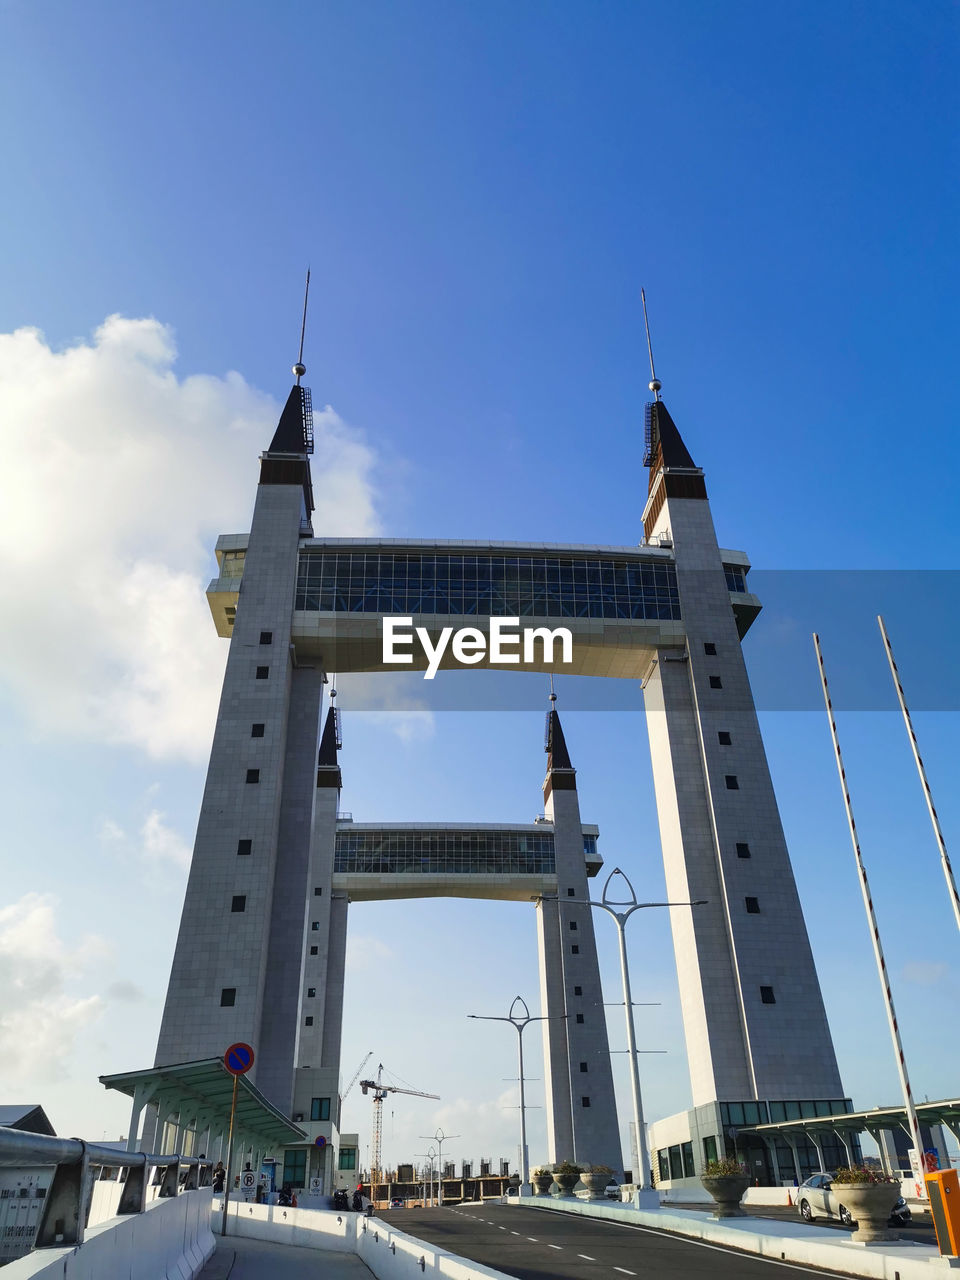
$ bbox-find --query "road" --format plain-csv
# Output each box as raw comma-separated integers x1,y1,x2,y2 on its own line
388,1204,848,1280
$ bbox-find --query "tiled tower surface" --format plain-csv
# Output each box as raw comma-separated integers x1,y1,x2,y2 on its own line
155,385,320,1110
538,711,623,1173
640,399,842,1106
292,707,348,1129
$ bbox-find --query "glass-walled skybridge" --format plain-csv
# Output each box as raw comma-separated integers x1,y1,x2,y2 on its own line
207,537,760,675
331,821,602,902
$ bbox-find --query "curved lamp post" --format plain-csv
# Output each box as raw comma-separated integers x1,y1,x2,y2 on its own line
469,995,556,1196
581,867,706,1210
418,1127,459,1207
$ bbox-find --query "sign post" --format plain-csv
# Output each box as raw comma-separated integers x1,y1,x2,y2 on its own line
220,1043,255,1237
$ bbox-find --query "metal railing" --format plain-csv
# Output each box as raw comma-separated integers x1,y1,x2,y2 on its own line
0,1127,211,1249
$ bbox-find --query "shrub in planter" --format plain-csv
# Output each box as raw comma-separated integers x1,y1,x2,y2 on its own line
829,1167,902,1242
532,1167,554,1196
578,1164,615,1200
553,1161,583,1196
699,1158,750,1218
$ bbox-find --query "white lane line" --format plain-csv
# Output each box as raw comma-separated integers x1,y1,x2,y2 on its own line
613,1270,636,1277
548,1243,563,1249
526,1236,538,1241
577,1255,596,1261
497,1226,507,1230
510,1230,520,1235
602,1219,840,1275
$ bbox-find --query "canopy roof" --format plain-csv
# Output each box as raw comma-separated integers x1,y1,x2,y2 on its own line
746,1098,960,1140
100,1059,305,1149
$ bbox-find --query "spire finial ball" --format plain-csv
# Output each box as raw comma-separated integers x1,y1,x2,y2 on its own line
549,693,557,704
649,378,661,393
293,362,307,378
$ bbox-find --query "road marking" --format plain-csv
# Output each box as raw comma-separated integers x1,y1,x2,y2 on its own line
614,1270,636,1277
548,1243,563,1249
497,1226,507,1230
578,1255,596,1261
526,1236,538,1241
604,1220,838,1275
510,1230,520,1235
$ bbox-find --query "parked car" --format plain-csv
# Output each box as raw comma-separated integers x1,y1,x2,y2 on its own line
389,1197,404,1209
796,1174,911,1227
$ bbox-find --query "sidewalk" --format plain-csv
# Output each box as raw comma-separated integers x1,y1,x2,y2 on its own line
199,1234,373,1279
516,1194,959,1280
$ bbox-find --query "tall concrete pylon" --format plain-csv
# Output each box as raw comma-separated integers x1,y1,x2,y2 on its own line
640,399,842,1108
537,707,623,1169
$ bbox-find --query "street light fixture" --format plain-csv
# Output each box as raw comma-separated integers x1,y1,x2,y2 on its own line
468,995,561,1196
577,867,706,1210
418,1127,459,1208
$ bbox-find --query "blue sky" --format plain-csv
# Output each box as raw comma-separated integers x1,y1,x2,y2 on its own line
1,1,958,1169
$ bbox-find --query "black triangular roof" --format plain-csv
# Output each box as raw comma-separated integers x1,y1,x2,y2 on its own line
545,709,573,771
318,707,339,767
268,385,310,453
651,400,697,470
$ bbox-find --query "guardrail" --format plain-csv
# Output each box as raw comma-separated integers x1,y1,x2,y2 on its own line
0,1126,211,1249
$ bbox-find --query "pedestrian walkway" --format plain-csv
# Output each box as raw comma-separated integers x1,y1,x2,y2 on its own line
199,1234,373,1279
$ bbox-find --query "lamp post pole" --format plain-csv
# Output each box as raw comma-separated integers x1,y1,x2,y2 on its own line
577,868,706,1210
419,1128,459,1208
469,996,558,1196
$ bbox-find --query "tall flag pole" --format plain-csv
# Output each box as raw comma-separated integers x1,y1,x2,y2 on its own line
877,615,960,936
813,633,926,1187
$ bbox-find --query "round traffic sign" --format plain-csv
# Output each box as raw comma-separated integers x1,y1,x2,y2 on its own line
240,1171,256,1190
315,1135,327,1147
224,1042,255,1075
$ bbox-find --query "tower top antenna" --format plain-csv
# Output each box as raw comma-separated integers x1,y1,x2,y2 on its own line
549,673,557,705
641,287,661,401
293,268,311,383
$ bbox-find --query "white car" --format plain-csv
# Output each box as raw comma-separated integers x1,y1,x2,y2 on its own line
796,1173,910,1227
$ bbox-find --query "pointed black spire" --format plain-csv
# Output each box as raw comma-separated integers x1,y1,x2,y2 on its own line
318,707,340,766
268,385,314,454
545,708,574,771
644,399,697,473
317,695,342,789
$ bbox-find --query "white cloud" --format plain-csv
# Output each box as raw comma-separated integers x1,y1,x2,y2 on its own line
141,809,192,870
346,934,396,972
99,805,194,885
0,894,107,1086
0,316,381,762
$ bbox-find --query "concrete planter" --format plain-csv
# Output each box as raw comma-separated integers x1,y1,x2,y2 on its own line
533,1173,553,1196
831,1182,902,1242
555,1172,581,1196
699,1174,750,1218
578,1173,611,1200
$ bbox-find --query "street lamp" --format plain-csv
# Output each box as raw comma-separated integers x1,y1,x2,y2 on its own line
468,995,559,1196
415,1147,437,1207
419,1127,459,1208
578,867,706,1210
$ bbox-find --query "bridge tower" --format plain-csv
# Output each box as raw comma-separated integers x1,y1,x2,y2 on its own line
640,397,843,1173
537,706,622,1168
154,378,322,1114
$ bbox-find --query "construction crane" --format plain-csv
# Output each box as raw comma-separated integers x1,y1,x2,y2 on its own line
341,1051,373,1104
360,1063,439,1201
